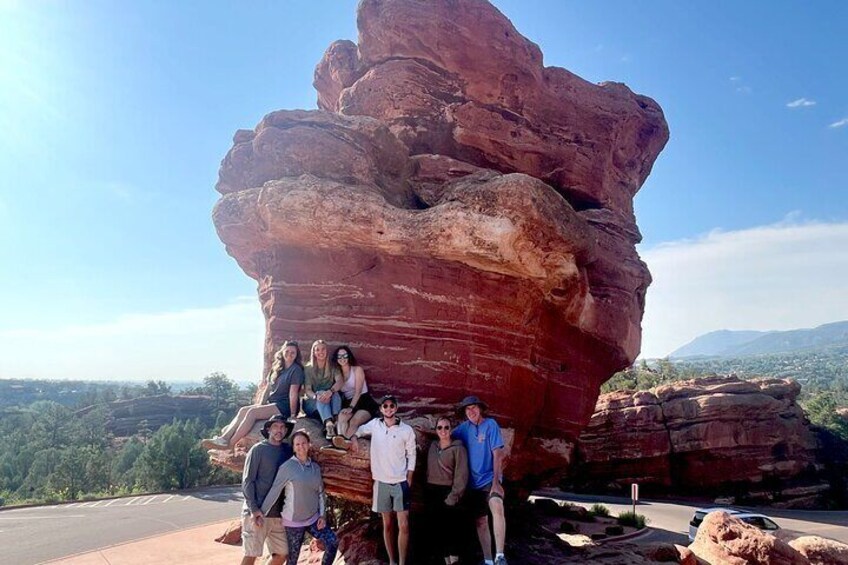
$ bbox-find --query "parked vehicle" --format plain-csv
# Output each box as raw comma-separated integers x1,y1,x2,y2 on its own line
688,507,780,542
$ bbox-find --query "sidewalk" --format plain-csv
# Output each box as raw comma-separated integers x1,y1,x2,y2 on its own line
42,520,242,565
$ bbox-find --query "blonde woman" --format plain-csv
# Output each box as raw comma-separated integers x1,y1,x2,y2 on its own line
202,340,304,449
303,340,343,439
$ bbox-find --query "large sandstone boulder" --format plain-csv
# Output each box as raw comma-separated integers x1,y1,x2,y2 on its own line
212,0,667,487
689,511,808,565
575,376,819,492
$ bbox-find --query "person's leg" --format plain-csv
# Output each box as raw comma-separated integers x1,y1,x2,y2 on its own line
220,405,251,439
265,517,289,565
229,404,280,446
476,514,493,561
240,514,262,565
308,522,339,565
240,558,256,565
489,495,506,555
330,392,342,416
285,526,307,565
336,409,352,437
316,398,333,423
381,512,398,564
396,510,410,565
346,409,371,438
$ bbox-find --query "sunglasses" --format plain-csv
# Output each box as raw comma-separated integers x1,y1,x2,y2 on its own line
381,403,396,409
436,425,451,430
337,353,349,359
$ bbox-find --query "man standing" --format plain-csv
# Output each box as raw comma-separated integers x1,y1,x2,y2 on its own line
342,394,416,565
241,414,294,565
453,395,508,565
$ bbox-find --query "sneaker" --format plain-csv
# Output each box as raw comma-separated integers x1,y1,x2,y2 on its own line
201,437,228,450
319,445,348,455
332,435,352,449
494,556,508,565
325,421,336,440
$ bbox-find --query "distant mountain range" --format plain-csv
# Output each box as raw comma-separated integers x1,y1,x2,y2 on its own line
669,321,848,359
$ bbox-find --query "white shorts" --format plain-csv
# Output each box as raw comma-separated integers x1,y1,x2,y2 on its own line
241,514,288,558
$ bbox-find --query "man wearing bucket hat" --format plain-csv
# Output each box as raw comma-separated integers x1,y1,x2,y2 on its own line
240,414,294,565
453,395,508,565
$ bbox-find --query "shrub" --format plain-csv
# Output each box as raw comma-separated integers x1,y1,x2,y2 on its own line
590,503,611,517
605,525,624,536
617,510,648,528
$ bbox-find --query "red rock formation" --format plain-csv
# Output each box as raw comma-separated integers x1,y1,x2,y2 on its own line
575,376,819,492
75,394,216,437
212,0,668,486
689,511,809,565
788,536,848,565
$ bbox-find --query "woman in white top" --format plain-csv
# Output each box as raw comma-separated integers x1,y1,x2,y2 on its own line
332,345,379,446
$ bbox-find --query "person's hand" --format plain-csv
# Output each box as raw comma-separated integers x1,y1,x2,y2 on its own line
317,516,326,530
252,510,264,527
340,407,353,415
490,481,504,499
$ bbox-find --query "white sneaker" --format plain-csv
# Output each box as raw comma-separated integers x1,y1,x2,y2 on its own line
201,436,228,449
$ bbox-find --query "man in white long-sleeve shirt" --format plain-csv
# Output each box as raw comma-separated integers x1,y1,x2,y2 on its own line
347,394,417,565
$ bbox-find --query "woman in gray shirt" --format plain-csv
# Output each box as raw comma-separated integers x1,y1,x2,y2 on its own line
263,430,338,565
202,340,305,450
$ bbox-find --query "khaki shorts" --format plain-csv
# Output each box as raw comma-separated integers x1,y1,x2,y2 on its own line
372,480,411,513
241,514,288,558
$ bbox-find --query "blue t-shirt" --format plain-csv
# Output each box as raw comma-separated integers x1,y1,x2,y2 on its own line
452,418,504,489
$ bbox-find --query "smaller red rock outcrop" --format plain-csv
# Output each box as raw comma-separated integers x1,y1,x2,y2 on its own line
575,376,818,492
689,511,808,565
788,536,848,565
75,394,216,437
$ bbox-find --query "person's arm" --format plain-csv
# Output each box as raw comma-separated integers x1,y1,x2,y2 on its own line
289,365,305,417
446,446,468,506
316,467,327,529
303,367,316,400
405,427,417,486
261,463,293,516
242,448,263,522
349,418,374,453
349,366,365,410
490,447,505,497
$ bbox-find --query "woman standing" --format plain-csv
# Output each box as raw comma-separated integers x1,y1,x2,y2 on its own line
261,431,339,565
426,417,468,565
332,345,380,446
303,339,343,439
202,340,305,449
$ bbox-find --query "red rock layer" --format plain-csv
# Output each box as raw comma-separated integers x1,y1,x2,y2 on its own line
212,0,668,483
576,376,819,491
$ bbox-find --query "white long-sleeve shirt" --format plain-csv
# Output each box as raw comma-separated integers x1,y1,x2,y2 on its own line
356,418,417,484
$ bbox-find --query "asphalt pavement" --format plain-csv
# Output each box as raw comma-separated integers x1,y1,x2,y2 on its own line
0,487,243,565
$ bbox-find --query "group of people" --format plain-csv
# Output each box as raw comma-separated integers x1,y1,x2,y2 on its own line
202,340,379,451
203,340,509,565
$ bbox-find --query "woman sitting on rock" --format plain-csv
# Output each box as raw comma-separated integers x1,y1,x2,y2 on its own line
303,339,343,440
332,345,379,447
262,430,339,565
426,416,468,565
202,340,305,449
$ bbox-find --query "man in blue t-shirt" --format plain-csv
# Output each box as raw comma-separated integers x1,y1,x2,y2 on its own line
452,395,508,565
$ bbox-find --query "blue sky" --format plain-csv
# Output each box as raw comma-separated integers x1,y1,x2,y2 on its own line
1,1,846,380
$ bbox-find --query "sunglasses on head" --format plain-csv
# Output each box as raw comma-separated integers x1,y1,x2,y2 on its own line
436,424,450,430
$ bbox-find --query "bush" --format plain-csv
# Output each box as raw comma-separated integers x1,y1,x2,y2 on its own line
558,521,578,534
590,503,611,517
605,525,624,536
617,510,648,528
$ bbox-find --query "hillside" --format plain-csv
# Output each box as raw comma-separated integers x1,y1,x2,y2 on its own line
670,321,848,358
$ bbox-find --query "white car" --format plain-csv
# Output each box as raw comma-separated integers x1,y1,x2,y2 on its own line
688,507,780,542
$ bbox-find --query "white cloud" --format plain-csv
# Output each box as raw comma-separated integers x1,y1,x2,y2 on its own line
639,220,848,358
736,86,753,94
830,118,848,129
786,97,816,108
0,299,266,381
729,76,741,82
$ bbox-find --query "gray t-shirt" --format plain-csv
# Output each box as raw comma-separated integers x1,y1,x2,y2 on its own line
267,364,305,415
241,440,293,517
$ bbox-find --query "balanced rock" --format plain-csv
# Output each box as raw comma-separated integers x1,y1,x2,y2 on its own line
575,376,818,492
212,0,668,484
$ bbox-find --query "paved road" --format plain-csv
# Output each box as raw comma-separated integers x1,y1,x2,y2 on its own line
540,491,848,546
0,487,243,565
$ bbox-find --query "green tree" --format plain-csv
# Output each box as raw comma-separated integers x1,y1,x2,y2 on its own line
29,401,72,451
133,420,209,490
111,438,145,490
202,372,237,414
143,380,172,397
